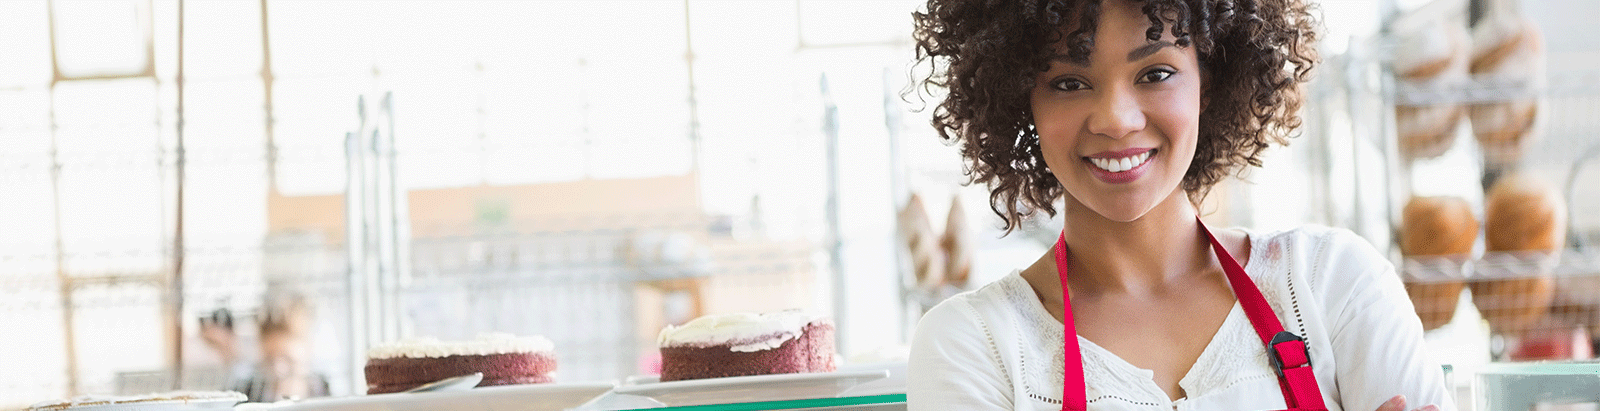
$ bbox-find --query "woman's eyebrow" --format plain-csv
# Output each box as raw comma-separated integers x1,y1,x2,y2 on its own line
1127,41,1174,62
1049,53,1090,68
1047,40,1176,68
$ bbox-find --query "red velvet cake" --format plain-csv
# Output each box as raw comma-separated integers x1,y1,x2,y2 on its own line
364,333,556,394
657,311,836,382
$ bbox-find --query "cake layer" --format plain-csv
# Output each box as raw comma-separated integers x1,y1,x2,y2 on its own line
364,351,556,394
660,321,835,382
367,333,553,359
658,311,826,352
366,374,555,395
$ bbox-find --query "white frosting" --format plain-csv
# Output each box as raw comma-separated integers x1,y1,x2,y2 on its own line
367,333,554,359
657,311,827,353
29,391,245,410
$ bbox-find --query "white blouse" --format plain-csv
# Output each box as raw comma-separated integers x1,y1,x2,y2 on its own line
907,226,1457,411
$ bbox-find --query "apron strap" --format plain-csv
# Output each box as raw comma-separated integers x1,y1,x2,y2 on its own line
1054,217,1325,411
1197,218,1326,410
1055,230,1089,411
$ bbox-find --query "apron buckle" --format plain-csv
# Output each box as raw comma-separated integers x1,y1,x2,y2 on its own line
1268,331,1312,379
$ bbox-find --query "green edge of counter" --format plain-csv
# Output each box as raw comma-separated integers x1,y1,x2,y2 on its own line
618,394,908,410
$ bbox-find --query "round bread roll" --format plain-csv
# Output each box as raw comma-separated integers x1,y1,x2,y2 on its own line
1401,196,1479,256
1469,17,1545,169
1393,7,1471,160
940,196,973,287
1400,196,1478,330
898,194,945,288
1471,173,1566,333
1483,173,1565,252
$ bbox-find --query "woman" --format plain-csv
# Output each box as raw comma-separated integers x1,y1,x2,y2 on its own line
233,295,330,402
906,0,1453,410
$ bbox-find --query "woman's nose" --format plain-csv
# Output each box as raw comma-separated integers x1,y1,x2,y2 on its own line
1086,86,1145,139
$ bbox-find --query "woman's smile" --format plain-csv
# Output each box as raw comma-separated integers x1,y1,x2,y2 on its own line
1084,148,1157,184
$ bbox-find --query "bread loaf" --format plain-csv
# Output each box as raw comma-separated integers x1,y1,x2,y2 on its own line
1469,17,1545,169
898,194,945,288
1400,196,1477,330
940,196,973,287
1392,6,1471,160
1471,173,1566,333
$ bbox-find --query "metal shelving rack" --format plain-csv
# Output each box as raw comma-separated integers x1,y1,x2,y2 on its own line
1341,0,1600,361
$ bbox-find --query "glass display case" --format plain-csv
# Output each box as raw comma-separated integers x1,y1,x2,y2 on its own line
1475,361,1600,410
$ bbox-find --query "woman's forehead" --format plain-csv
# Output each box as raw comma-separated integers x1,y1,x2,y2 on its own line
1045,1,1183,61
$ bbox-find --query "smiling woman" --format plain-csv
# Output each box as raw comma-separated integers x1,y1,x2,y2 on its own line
906,0,1455,410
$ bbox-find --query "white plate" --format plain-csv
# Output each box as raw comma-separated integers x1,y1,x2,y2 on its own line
276,382,615,411
30,398,241,411
609,370,889,407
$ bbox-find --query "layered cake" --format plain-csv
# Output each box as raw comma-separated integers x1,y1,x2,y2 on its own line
364,333,556,394
658,311,836,382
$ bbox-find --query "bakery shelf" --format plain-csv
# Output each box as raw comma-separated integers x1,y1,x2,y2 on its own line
1402,248,1600,284
1393,70,1600,106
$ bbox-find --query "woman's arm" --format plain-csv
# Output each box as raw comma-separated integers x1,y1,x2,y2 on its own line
1322,231,1457,411
907,298,1013,410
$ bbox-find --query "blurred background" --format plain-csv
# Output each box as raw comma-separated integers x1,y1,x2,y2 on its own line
0,0,1596,409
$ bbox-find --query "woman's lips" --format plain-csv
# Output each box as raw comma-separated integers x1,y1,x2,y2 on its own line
1084,148,1155,184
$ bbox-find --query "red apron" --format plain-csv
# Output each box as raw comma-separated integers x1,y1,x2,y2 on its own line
1055,218,1327,411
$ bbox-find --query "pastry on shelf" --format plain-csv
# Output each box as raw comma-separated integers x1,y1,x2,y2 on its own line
1391,2,1471,160
1471,173,1566,334
1400,195,1477,330
898,193,945,289
940,195,973,288
1468,13,1545,170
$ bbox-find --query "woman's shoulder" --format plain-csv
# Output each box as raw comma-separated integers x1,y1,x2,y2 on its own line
1247,224,1388,267
920,270,1035,326
1245,224,1398,295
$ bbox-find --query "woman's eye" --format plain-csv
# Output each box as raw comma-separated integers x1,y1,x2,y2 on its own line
1138,69,1174,83
1052,78,1089,92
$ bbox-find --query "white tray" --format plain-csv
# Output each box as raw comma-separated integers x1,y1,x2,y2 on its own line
273,382,615,411
605,370,889,408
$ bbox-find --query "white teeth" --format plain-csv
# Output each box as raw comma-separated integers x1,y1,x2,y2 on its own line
1090,151,1150,173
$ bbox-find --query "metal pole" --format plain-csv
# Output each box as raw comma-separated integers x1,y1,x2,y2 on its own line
343,129,366,393
820,74,847,358
171,0,188,390
260,0,277,195
881,68,912,343
44,1,81,396
382,93,409,341
683,0,703,209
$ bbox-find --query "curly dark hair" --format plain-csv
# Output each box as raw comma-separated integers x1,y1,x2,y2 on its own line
911,0,1318,233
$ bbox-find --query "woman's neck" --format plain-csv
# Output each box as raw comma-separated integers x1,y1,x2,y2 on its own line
1050,189,1213,297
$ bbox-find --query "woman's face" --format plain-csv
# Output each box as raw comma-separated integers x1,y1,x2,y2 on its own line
1029,0,1203,222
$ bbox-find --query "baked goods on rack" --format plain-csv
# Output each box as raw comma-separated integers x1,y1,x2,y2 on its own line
1468,14,1545,170
940,196,973,287
1400,195,1478,330
898,193,946,288
1391,4,1471,160
364,333,557,394
1472,173,1567,333
656,311,836,382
